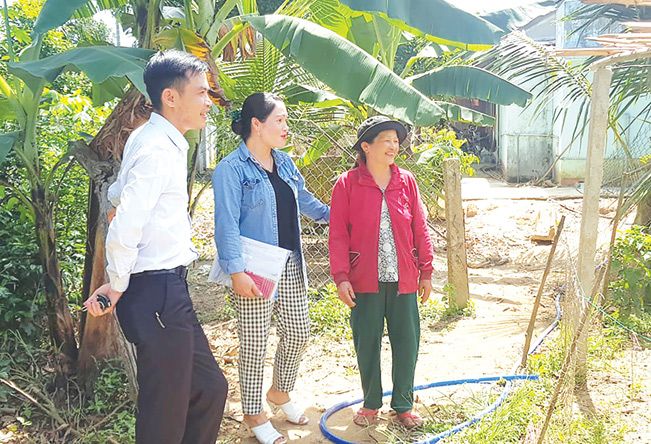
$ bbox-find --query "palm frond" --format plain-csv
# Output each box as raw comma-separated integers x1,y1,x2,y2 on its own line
71,0,130,19
218,37,351,116
560,3,650,41
474,32,592,142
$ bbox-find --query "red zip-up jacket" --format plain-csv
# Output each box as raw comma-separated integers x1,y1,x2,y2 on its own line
328,162,434,294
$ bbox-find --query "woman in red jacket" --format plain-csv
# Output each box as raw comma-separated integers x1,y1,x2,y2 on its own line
329,116,434,429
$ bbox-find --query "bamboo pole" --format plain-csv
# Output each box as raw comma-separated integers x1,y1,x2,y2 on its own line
521,216,566,369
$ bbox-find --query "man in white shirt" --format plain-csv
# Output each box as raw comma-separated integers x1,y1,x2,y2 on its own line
84,50,227,444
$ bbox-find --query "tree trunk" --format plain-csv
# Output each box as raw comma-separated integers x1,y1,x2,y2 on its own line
77,183,135,394
32,186,78,379
75,88,151,393
634,196,651,227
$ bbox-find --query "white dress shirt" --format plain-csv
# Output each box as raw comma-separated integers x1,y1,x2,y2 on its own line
106,112,198,292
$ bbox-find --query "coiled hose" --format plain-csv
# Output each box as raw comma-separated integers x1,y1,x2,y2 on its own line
319,291,563,444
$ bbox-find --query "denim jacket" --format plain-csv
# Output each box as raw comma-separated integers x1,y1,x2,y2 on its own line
212,141,330,276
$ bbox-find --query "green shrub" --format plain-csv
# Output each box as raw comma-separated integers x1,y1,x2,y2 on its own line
609,225,651,316
0,192,45,340
398,127,479,216
308,284,351,338
79,360,136,443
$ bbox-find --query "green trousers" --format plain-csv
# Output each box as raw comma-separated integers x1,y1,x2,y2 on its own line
350,282,420,413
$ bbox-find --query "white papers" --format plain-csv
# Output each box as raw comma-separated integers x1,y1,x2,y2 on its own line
209,236,291,300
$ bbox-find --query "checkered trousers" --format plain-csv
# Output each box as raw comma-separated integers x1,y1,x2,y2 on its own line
230,252,309,415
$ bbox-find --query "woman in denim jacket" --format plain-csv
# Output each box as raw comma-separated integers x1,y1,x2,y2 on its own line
212,93,329,444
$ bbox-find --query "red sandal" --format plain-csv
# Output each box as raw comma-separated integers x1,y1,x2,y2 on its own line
396,410,424,429
353,407,379,426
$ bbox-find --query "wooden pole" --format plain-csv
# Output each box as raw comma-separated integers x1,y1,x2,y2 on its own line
521,215,566,369
575,66,613,375
444,158,470,308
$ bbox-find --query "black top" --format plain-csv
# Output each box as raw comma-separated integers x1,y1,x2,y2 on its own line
265,163,300,252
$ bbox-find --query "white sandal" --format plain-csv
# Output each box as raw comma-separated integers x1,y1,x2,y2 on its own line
267,398,309,425
250,421,287,444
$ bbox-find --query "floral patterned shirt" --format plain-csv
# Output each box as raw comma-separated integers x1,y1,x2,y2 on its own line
378,192,399,282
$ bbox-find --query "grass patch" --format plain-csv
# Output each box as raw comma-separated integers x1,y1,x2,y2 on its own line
308,285,454,339
76,360,136,443
442,383,545,444
397,330,631,444
308,284,351,338
604,309,651,345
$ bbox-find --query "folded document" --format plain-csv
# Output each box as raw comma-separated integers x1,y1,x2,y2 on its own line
209,236,291,300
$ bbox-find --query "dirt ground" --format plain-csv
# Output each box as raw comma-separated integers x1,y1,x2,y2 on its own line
188,195,651,444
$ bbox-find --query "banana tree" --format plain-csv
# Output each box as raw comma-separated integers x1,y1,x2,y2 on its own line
0,2,153,379
233,10,521,163
151,0,531,164
4,0,249,388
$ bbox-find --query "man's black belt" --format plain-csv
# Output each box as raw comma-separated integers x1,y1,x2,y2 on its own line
133,265,188,280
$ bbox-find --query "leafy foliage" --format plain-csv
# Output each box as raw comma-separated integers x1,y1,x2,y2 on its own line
79,360,136,443
0,193,44,340
398,127,478,216
244,14,447,127
0,335,136,443
38,89,113,303
609,226,651,316
308,283,351,338
0,80,112,340
338,0,504,51
409,65,531,107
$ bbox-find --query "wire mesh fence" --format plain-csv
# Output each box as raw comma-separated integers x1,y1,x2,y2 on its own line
533,117,651,426
602,119,651,191
196,117,456,288
294,124,460,287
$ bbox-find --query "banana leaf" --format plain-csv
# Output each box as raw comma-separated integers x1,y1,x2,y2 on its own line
338,0,504,50
284,84,352,108
245,15,446,126
435,101,494,126
297,130,335,167
33,0,92,35
71,0,130,20
0,131,21,164
0,97,17,121
481,1,556,32
8,46,154,96
410,66,532,107
91,77,129,106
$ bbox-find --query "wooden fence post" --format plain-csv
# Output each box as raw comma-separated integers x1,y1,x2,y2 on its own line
444,158,469,308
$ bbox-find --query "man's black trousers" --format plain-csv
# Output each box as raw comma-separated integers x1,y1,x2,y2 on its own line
116,271,228,444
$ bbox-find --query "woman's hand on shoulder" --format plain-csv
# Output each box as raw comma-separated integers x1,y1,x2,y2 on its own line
231,272,262,298
418,279,432,304
337,281,356,307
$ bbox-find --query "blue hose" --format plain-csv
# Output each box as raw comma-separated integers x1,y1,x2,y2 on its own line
319,291,563,444
319,375,539,444
527,291,562,356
